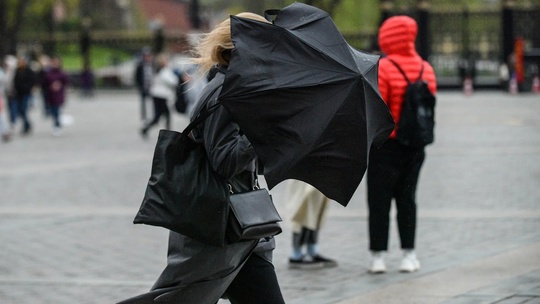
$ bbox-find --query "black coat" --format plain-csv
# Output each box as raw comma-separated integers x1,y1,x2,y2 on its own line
14,67,36,97
134,62,153,92
118,68,275,304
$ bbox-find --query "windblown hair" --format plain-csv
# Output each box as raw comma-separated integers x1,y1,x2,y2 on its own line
192,12,269,76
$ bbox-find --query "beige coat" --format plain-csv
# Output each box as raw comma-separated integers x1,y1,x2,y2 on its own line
286,180,330,233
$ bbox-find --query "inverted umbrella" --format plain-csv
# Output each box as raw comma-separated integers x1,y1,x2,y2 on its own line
218,3,394,206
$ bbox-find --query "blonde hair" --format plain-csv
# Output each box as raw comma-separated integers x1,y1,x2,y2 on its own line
192,12,269,76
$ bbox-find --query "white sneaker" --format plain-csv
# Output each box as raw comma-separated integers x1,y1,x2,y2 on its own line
369,252,386,274
399,251,420,273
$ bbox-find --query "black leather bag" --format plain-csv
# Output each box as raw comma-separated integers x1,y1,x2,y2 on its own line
134,91,282,247
227,188,283,243
133,103,231,247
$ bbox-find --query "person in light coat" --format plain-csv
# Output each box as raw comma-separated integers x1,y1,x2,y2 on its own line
141,53,178,138
286,180,337,269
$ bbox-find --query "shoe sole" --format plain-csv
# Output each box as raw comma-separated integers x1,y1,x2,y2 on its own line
288,262,325,270
322,262,338,268
399,267,419,273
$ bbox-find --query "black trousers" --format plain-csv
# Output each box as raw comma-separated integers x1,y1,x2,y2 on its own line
223,254,285,304
367,139,425,251
143,96,170,131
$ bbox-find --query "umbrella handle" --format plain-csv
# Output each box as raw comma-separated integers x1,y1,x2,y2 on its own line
264,9,280,23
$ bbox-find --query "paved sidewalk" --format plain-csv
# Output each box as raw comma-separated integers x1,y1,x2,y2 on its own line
0,89,539,303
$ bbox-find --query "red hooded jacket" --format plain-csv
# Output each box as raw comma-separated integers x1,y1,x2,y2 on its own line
378,16,437,139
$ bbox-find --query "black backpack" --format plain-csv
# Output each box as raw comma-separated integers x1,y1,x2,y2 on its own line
389,59,436,148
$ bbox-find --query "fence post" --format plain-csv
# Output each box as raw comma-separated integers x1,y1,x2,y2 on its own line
44,5,56,56
379,0,393,24
190,0,202,30
153,27,164,54
371,0,394,52
502,0,515,63
80,16,92,68
416,0,430,60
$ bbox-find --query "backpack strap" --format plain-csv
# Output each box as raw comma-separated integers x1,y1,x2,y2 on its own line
388,58,425,84
416,63,425,82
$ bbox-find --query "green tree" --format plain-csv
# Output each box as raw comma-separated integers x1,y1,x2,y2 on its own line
0,0,32,58
0,0,79,58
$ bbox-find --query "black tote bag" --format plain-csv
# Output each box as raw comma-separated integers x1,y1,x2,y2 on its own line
133,101,231,247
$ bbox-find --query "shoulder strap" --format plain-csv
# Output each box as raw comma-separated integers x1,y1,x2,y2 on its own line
388,59,425,84
182,84,223,135
388,59,410,85
416,63,425,82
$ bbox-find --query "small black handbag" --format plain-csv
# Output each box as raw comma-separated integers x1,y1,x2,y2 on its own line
134,88,281,247
227,187,282,243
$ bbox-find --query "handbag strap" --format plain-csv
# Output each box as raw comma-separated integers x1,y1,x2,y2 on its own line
182,84,223,135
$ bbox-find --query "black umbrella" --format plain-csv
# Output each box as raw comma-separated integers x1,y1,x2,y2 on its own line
218,3,394,206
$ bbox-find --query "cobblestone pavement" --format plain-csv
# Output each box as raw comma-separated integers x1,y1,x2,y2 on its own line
0,90,539,304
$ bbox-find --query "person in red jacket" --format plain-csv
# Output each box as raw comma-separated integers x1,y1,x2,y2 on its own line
367,15,437,274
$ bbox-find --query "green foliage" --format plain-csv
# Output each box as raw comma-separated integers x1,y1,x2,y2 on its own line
20,0,80,32
57,43,131,72
332,0,379,32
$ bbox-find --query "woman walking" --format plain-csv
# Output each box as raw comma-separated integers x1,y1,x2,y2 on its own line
120,12,285,304
140,54,177,138
44,57,69,136
13,57,36,135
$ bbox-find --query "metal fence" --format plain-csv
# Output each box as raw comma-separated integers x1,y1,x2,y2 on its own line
385,2,540,89
18,2,540,89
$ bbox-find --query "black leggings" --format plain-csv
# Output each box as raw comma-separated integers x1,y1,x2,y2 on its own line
222,254,285,304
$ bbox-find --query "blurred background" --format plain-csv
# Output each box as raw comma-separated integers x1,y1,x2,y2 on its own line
0,0,539,92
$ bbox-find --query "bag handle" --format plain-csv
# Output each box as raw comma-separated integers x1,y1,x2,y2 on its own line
388,59,424,84
182,84,223,135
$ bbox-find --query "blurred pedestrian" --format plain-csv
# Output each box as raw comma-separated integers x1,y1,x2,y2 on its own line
36,54,52,117
44,57,69,136
286,180,337,269
140,53,177,139
79,62,94,97
181,65,208,116
4,55,17,130
0,62,12,142
134,49,154,123
367,15,437,274
13,56,36,135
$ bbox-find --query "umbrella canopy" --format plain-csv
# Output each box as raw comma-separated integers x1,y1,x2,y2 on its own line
218,3,394,206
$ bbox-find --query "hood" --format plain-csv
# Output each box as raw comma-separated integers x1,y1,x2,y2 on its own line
378,16,418,56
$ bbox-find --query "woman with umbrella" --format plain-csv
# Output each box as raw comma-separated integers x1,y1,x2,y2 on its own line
118,12,285,304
